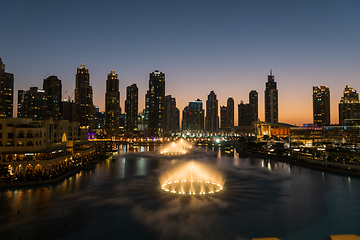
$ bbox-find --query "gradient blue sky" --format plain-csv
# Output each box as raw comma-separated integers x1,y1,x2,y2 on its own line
1,0,359,126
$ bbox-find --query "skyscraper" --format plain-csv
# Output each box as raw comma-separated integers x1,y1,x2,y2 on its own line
313,86,330,127
105,70,120,137
43,75,62,120
238,90,258,126
164,95,180,132
125,84,138,132
182,99,204,131
74,64,94,129
20,87,48,119
339,85,360,125
227,97,234,129
265,70,278,123
220,106,228,129
148,70,165,136
17,90,25,118
249,90,258,122
205,90,219,132
0,58,14,117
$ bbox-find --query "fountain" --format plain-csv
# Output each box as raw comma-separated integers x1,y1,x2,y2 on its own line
159,161,225,195
160,139,192,155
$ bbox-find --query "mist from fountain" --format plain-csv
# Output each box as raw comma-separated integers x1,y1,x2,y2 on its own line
159,161,225,195
159,139,193,155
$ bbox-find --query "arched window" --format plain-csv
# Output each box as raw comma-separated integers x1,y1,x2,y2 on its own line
26,141,33,146
17,141,24,146
18,130,24,138
27,131,33,138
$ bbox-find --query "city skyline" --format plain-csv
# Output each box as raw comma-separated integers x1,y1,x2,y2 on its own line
1,0,359,126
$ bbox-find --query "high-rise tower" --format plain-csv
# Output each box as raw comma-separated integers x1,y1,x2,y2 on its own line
164,95,179,132
105,70,120,137
43,75,62,120
182,99,204,131
74,64,93,129
313,86,330,127
339,85,360,125
0,58,14,117
205,90,219,132
249,90,258,122
125,84,138,132
227,97,234,129
148,70,165,136
264,70,278,123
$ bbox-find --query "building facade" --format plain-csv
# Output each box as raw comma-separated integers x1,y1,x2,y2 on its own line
148,70,165,136
265,70,278,123
105,70,120,137
339,85,360,126
164,95,180,132
125,84,138,132
0,58,14,118
249,90,258,123
313,86,330,127
205,91,219,132
74,64,93,129
227,97,234,129
19,87,48,120
43,75,62,120
220,106,228,129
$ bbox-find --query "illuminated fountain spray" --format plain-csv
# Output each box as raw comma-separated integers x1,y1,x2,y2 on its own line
160,139,192,155
159,161,225,195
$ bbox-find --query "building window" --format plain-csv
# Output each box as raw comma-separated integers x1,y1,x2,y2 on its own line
26,141,33,146
8,133,14,138
27,131,33,138
18,131,24,138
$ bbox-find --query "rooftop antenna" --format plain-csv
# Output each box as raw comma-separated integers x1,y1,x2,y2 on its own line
270,69,272,75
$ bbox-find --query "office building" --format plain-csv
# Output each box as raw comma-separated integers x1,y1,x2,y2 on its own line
105,70,120,137
17,90,25,118
238,90,258,126
74,63,93,129
19,87,48,120
249,90,258,122
339,85,360,125
43,75,62,120
227,97,234,129
265,70,278,123
0,58,14,117
205,90,219,132
125,84,138,132
164,95,180,132
313,86,330,127
148,70,165,136
220,106,228,129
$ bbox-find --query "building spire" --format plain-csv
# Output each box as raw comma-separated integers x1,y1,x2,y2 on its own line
270,69,272,76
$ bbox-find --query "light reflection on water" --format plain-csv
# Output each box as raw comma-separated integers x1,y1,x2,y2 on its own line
0,146,360,240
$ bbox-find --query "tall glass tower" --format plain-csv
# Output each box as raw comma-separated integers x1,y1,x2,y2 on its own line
148,70,165,136
264,70,278,123
105,70,120,137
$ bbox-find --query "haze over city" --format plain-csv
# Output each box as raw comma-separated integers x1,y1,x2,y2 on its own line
1,0,359,126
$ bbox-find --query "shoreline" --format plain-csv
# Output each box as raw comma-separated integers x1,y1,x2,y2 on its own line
0,155,109,189
238,149,360,178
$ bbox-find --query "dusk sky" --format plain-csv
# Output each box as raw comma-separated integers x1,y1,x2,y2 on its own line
1,0,359,126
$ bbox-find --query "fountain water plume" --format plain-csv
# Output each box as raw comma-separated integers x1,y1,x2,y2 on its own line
159,161,225,195
160,139,193,155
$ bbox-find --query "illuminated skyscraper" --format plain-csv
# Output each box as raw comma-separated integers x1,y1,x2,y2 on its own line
125,84,138,132
249,90,258,122
227,97,234,129
220,106,228,129
43,75,62,120
17,90,25,118
0,58,14,117
164,95,179,132
313,86,330,127
105,70,120,137
205,90,219,132
20,87,48,120
339,85,360,125
148,70,165,136
265,70,278,123
74,64,94,129
182,99,204,131
239,90,258,126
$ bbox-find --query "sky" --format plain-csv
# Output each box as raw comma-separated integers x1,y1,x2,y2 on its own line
1,0,359,126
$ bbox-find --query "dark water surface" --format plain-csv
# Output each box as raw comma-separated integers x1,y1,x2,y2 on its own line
1,145,360,240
